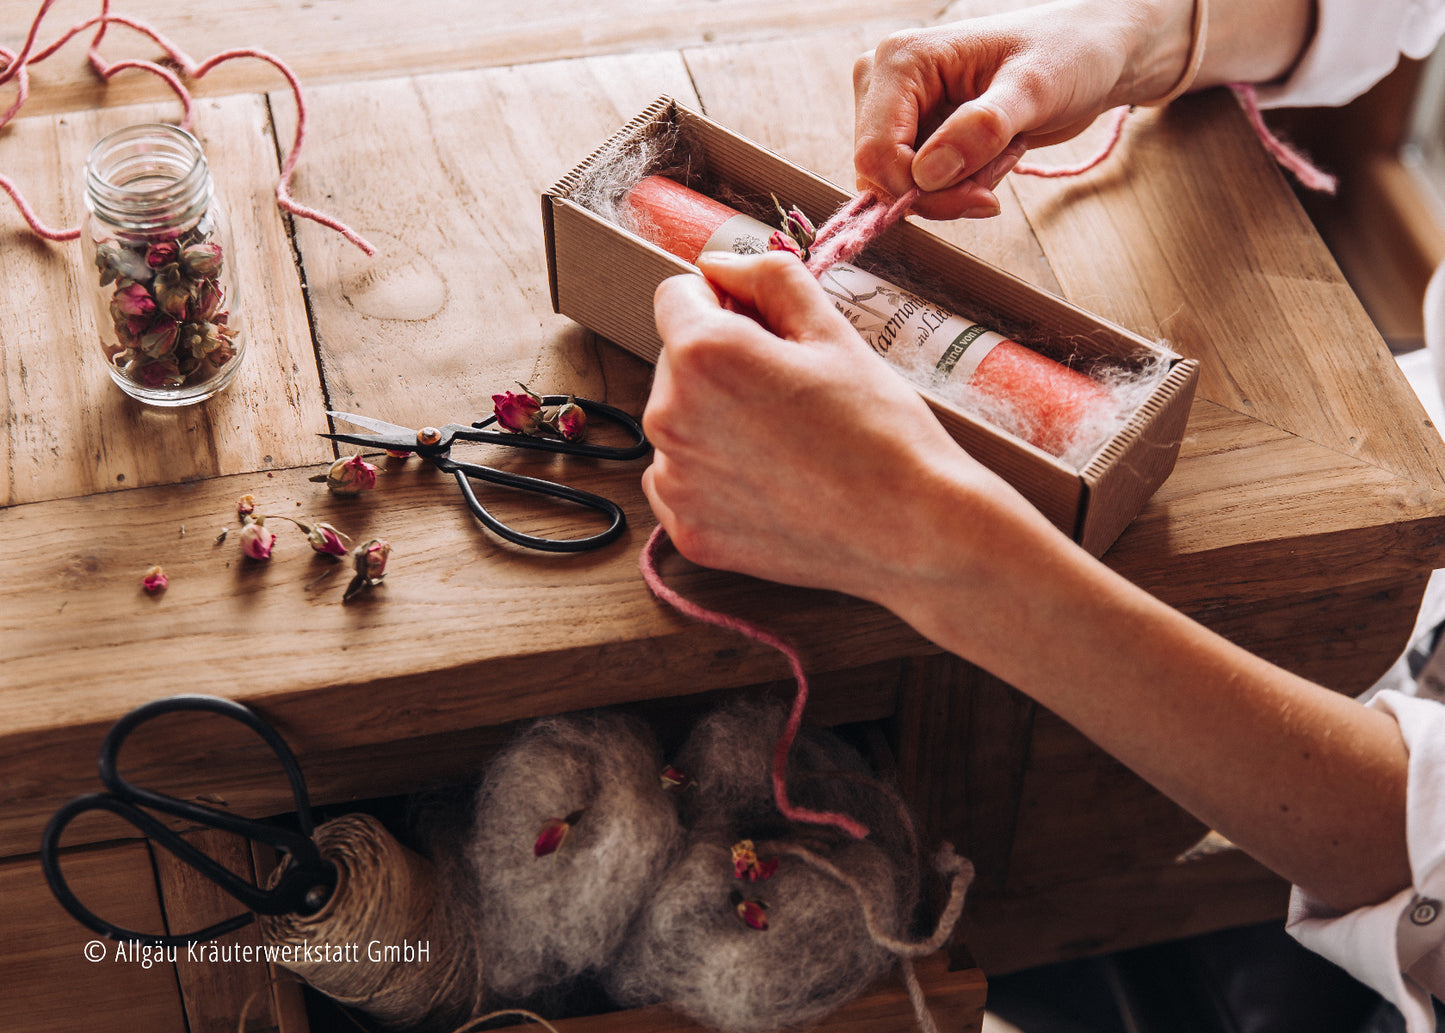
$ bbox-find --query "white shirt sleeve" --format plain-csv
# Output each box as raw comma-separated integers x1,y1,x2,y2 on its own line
1254,0,1445,108
1287,690,1445,1032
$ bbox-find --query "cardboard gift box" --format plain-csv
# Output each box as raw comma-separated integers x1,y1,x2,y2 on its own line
542,97,1198,557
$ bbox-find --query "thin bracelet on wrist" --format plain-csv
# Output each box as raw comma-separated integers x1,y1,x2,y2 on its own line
1145,0,1208,105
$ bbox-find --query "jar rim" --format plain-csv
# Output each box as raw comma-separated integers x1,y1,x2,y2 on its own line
84,122,212,233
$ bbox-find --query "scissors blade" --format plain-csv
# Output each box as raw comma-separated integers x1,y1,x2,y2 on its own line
322,410,417,450
326,410,412,436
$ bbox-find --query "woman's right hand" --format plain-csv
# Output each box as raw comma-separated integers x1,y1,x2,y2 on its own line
853,0,1191,219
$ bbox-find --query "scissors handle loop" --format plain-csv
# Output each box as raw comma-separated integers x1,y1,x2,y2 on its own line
41,695,336,948
438,456,627,552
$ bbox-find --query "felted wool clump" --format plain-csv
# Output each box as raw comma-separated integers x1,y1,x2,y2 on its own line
672,697,919,875
605,699,922,1032
467,711,683,1003
605,828,910,1032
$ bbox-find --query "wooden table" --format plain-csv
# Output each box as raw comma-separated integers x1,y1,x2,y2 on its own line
6,1,1445,1030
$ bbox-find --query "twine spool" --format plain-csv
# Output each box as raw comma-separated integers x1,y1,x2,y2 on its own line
259,812,485,1028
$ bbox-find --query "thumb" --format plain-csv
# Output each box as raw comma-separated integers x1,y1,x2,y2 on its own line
695,251,857,346
912,76,1045,192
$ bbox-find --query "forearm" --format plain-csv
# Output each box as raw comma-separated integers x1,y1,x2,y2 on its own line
1112,0,1317,104
878,454,1410,913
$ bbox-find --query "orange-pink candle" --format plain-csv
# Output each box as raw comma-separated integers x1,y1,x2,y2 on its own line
627,176,1114,458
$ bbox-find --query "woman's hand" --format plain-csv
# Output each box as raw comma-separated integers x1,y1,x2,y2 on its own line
641,250,1008,607
853,0,1190,219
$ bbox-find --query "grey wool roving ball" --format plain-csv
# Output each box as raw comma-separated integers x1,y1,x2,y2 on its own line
605,830,908,1033
672,698,920,876
605,698,922,1032
467,711,683,1003
671,697,871,824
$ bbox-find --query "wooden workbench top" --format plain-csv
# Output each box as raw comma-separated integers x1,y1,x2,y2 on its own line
3,0,1444,968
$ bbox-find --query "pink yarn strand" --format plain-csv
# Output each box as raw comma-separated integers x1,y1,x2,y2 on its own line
1015,105,1131,178
805,187,918,277
1230,82,1338,194
0,0,57,86
0,171,78,240
0,0,374,254
639,527,869,840
823,94,1333,238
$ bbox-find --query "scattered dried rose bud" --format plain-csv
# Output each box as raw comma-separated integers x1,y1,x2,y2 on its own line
493,385,543,435
318,454,378,495
304,521,350,557
357,538,389,579
534,809,585,858
660,766,693,792
542,398,587,442
731,840,780,882
142,565,168,593
343,538,391,601
237,494,256,517
384,449,413,459
239,519,275,560
732,892,769,931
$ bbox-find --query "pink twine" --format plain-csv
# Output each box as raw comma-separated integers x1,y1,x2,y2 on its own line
1229,82,1338,194
0,0,374,253
641,84,1337,839
1013,90,1335,192
800,86,1336,275
638,526,869,840
1014,105,1132,178
804,187,918,276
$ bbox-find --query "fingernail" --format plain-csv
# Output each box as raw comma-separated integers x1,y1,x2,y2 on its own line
982,152,1022,189
961,197,1002,219
914,144,965,192
698,250,744,263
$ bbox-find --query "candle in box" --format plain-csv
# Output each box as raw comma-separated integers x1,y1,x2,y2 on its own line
542,98,1198,555
626,175,1116,459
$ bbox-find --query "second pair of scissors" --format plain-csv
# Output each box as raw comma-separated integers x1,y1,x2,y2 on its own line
322,396,649,553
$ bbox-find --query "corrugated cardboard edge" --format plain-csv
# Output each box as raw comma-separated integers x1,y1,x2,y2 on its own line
543,95,1200,556
544,96,678,316
1078,358,1199,553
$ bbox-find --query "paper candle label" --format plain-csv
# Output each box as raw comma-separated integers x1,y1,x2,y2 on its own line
701,214,1005,384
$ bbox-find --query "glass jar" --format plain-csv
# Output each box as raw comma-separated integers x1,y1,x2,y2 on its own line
81,123,245,406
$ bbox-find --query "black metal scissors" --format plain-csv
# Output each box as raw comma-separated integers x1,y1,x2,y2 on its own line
41,695,336,947
322,395,650,553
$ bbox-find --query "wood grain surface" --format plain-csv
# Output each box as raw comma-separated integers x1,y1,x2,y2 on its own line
4,841,187,1033
5,0,1445,1006
0,93,324,506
